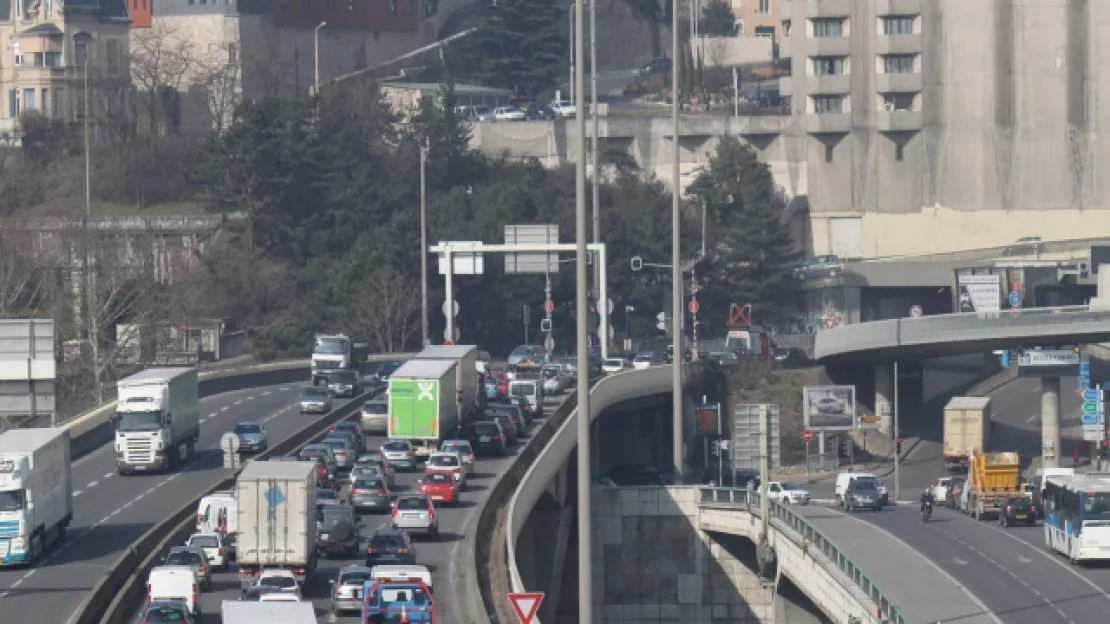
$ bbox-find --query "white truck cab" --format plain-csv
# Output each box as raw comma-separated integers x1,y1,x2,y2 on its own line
147,565,200,616
113,368,200,475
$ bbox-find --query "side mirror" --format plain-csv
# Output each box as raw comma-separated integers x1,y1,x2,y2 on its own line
329,579,335,585
416,479,423,484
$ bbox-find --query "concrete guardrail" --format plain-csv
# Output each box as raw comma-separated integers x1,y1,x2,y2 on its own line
68,384,383,624
63,354,414,461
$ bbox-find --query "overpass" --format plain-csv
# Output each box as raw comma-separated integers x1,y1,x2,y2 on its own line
493,365,999,624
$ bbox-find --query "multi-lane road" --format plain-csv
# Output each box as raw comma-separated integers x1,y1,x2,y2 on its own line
126,381,571,623
0,379,349,622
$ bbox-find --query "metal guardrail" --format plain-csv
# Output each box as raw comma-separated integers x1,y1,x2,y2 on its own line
698,487,906,624
855,236,1109,265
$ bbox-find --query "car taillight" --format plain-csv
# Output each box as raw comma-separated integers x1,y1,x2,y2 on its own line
468,454,474,462
1006,505,1012,513
493,434,502,442
198,564,206,573
1030,505,1037,512
293,567,305,575
217,547,223,557
367,547,378,554
428,508,436,519
404,451,413,457
193,584,199,603
146,586,151,603
378,489,389,497
396,547,409,554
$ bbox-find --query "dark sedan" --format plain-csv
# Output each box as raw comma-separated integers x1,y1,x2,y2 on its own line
999,497,1037,527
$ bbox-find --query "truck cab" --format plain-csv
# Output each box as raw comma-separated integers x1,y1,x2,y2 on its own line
361,580,438,623
0,428,73,566
312,333,355,386
113,367,200,475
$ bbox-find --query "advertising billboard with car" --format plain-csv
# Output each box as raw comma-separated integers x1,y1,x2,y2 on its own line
803,385,856,431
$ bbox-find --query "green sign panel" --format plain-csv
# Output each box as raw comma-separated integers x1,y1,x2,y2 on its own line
388,378,440,439
1083,401,1102,415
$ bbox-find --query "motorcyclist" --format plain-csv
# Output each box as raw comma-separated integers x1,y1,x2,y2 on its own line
920,487,935,511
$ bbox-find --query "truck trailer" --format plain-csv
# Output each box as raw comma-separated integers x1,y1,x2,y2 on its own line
220,600,317,623
235,460,318,589
413,345,483,419
388,359,460,459
942,396,992,473
962,450,1022,520
113,367,200,474
0,427,73,566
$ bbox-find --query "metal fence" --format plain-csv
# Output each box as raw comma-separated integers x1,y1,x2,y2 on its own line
698,486,906,624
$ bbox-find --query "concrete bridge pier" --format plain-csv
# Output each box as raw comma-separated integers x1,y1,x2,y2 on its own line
515,502,574,624
874,363,894,437
1041,376,1061,468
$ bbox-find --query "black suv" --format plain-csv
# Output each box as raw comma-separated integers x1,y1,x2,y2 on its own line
844,478,883,512
467,420,507,456
317,505,361,558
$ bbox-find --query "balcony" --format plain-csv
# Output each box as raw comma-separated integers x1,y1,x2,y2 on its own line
807,113,851,134
805,0,850,18
876,34,922,55
810,74,851,95
875,72,922,94
876,110,922,132
810,35,851,56
780,76,793,98
780,35,791,58
12,65,69,86
875,0,922,17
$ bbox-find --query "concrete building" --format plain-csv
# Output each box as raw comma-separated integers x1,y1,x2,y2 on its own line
0,0,130,134
730,0,784,39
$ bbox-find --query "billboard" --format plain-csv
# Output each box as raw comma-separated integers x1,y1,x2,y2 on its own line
956,274,1001,313
1017,348,1080,378
803,385,856,431
695,403,720,435
731,404,780,472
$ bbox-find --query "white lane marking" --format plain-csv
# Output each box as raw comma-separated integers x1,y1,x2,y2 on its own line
199,418,207,424
208,412,218,419
86,480,99,488
233,400,242,406
221,406,229,412
102,472,112,479
279,386,290,391
261,391,272,397
73,490,83,497
1026,413,1038,424
10,579,21,588
246,395,256,401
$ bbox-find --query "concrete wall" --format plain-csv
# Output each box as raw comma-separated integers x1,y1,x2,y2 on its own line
591,486,774,624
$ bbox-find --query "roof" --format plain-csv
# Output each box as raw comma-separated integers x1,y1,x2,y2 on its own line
944,396,992,410
1047,473,1110,491
0,427,66,454
18,23,63,36
381,82,512,96
119,367,195,384
391,358,457,379
416,345,477,360
237,459,315,481
218,601,317,621
66,0,130,20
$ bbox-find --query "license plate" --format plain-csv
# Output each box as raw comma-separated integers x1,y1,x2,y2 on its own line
480,436,491,443
404,512,421,518
321,533,329,540
1016,514,1027,519
432,495,444,500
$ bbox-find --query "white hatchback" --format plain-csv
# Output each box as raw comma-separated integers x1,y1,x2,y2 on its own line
932,477,952,502
185,531,228,570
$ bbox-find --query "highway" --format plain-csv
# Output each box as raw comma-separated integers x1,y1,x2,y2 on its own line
0,379,350,622
131,383,571,623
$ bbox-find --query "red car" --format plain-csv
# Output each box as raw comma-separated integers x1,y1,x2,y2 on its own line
418,472,458,505
491,369,509,396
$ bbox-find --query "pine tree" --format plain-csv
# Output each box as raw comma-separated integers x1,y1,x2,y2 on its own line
699,1,738,37
456,0,565,96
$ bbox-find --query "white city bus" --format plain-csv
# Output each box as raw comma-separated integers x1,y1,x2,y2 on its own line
1043,473,1110,564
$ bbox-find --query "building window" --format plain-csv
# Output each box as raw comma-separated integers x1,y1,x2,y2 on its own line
782,20,791,37
45,0,51,18
883,16,914,35
758,0,769,15
12,42,21,66
813,56,845,76
882,93,914,111
106,39,121,73
41,88,48,116
390,0,397,11
883,55,914,74
7,90,16,118
74,37,88,66
53,88,63,119
812,95,844,114
812,18,844,37
23,88,35,112
228,43,238,65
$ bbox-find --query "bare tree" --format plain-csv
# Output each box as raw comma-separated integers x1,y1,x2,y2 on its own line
193,49,243,132
0,219,49,317
350,267,421,354
130,21,198,136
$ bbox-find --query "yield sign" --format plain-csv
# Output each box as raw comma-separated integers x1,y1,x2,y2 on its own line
509,592,545,624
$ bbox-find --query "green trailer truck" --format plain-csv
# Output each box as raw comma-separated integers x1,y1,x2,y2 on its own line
388,359,459,459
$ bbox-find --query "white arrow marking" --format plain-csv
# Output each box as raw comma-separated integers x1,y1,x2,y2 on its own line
953,557,968,566
1017,556,1031,564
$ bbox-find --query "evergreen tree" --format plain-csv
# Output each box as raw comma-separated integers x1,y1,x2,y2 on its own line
456,0,565,96
688,135,800,326
699,1,738,37
623,0,664,58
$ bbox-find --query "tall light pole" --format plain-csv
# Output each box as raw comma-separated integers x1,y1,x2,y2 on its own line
419,142,430,348
567,9,575,103
84,56,90,219
671,0,684,481
313,21,327,95
573,0,592,621
589,0,601,304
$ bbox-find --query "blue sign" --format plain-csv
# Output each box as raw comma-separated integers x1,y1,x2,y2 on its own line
1083,412,1103,426
265,484,286,521
1084,388,1103,402
1008,290,1022,307
1082,362,1092,375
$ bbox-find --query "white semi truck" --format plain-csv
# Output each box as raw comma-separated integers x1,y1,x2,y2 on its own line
311,333,366,386
235,460,318,589
113,367,200,475
0,427,73,566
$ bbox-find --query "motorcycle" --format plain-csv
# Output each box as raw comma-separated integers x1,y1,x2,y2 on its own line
920,501,933,522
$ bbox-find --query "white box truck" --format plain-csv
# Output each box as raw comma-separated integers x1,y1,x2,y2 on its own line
235,460,317,589
388,359,459,459
0,427,72,566
414,345,483,419
113,367,200,475
943,396,992,473
221,600,317,623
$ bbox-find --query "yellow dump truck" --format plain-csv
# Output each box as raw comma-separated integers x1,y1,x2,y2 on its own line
962,450,1022,520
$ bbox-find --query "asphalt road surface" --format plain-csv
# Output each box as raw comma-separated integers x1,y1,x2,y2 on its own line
132,385,573,623
0,380,351,622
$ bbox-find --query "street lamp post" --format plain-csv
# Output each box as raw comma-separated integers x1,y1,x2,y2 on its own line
420,142,430,348
313,21,327,95
589,0,601,306
671,0,684,482
624,305,634,350
567,9,575,103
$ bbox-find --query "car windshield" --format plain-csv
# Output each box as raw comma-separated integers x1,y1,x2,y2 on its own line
510,383,534,397
145,606,189,622
189,535,218,548
355,479,383,491
383,441,410,451
443,443,470,453
543,368,558,377
853,483,878,492
475,423,499,435
429,455,458,467
353,465,381,477
604,359,623,367
323,440,346,451
242,587,269,601
780,483,800,490
165,551,200,566
341,572,371,586
234,423,261,435
301,448,326,460
425,473,452,484
362,402,387,414
320,509,353,529
302,387,327,398
259,576,297,589
397,498,427,511
330,371,357,383
371,535,406,549
1007,497,1030,506
634,355,651,362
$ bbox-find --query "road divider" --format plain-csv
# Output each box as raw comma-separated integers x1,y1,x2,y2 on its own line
69,385,379,624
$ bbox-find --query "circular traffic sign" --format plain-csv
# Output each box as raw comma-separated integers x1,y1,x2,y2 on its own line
1008,290,1022,307
688,300,700,315
544,299,554,314
444,339,455,346
909,304,923,318
803,429,813,442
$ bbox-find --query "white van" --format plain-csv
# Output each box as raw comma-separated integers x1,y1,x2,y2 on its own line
509,379,543,415
835,472,889,507
196,490,236,533
370,564,434,593
147,565,200,616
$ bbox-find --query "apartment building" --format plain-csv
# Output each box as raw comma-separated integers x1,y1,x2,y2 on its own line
0,0,130,134
731,0,783,39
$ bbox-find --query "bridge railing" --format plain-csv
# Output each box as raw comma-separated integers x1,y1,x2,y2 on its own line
699,487,907,624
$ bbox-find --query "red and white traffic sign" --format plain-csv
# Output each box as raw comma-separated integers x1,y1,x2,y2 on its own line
688,300,700,315
444,339,455,346
509,592,545,624
803,429,814,442
544,299,554,314
909,304,923,318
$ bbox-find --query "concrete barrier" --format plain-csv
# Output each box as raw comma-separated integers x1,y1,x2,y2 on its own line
70,386,380,624
63,354,414,461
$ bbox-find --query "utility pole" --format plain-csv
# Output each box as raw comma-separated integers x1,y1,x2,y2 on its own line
671,0,684,483
419,142,430,347
589,0,601,319
313,21,327,95
690,265,699,361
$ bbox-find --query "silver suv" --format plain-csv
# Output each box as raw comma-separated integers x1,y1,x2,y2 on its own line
390,494,439,540
330,565,373,615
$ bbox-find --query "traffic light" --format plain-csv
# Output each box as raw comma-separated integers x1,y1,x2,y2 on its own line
896,437,903,455
1101,440,1109,460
